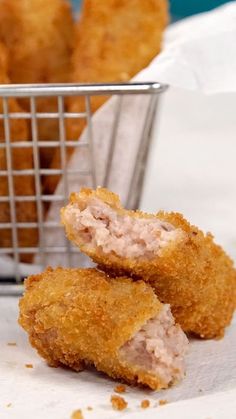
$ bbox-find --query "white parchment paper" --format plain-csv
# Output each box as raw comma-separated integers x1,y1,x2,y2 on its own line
1,297,236,419
137,2,236,93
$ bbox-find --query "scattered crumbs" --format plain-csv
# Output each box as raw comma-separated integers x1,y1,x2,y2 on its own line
110,395,128,411
71,409,84,419
6,403,12,408
114,384,126,393
159,399,168,406
25,364,33,368
87,406,93,411
7,342,17,346
141,399,150,409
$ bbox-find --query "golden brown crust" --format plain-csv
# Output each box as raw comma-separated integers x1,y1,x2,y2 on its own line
0,0,75,169
67,0,168,138
0,42,38,261
19,267,167,390
62,187,236,339
44,0,168,195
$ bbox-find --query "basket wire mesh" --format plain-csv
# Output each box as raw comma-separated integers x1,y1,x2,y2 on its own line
0,82,167,295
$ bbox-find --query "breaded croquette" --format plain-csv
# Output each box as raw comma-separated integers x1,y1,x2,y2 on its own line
61,188,236,339
0,0,74,168
0,42,38,262
19,267,188,390
44,0,168,195
68,0,168,138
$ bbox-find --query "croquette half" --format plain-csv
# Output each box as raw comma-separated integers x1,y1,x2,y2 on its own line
61,188,236,339
19,267,188,390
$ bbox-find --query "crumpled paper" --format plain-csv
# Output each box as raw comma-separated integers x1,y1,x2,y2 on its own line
1,3,236,274
136,2,236,93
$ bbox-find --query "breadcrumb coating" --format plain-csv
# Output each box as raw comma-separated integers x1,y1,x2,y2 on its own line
0,42,38,262
19,267,188,390
44,0,168,195
0,0,74,169
67,0,168,138
61,187,236,339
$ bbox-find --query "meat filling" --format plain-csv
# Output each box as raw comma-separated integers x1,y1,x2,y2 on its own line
119,305,189,386
63,198,183,259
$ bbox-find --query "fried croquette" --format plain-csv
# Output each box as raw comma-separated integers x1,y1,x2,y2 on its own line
19,267,188,390
61,188,236,339
44,0,168,195
0,0,74,168
0,42,38,262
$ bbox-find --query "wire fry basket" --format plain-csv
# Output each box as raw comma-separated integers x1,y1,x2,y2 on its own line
0,82,167,295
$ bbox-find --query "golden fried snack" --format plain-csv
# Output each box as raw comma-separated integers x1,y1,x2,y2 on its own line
61,188,236,339
0,42,38,262
0,0,74,168
44,0,168,194
19,267,188,390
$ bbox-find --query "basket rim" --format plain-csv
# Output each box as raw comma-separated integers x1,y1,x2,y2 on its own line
0,81,168,97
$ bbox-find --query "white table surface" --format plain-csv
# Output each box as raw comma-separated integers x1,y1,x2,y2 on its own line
1,87,236,418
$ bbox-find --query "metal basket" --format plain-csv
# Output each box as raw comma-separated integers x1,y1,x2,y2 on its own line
0,82,167,295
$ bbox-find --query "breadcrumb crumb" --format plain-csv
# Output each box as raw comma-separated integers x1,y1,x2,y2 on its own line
25,364,33,368
141,399,150,409
6,403,12,408
71,409,83,419
87,406,93,411
114,384,126,393
159,399,168,406
7,342,17,346
111,395,128,411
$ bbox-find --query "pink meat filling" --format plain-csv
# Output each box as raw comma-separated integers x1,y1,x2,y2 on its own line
119,305,189,386
64,198,183,259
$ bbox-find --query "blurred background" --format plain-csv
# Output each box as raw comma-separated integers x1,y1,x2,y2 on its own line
72,0,231,20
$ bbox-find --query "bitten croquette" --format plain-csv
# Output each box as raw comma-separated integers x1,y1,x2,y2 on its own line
19,267,188,390
61,187,236,339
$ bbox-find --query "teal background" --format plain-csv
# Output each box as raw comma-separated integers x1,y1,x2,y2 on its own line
170,0,231,20
71,0,231,20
